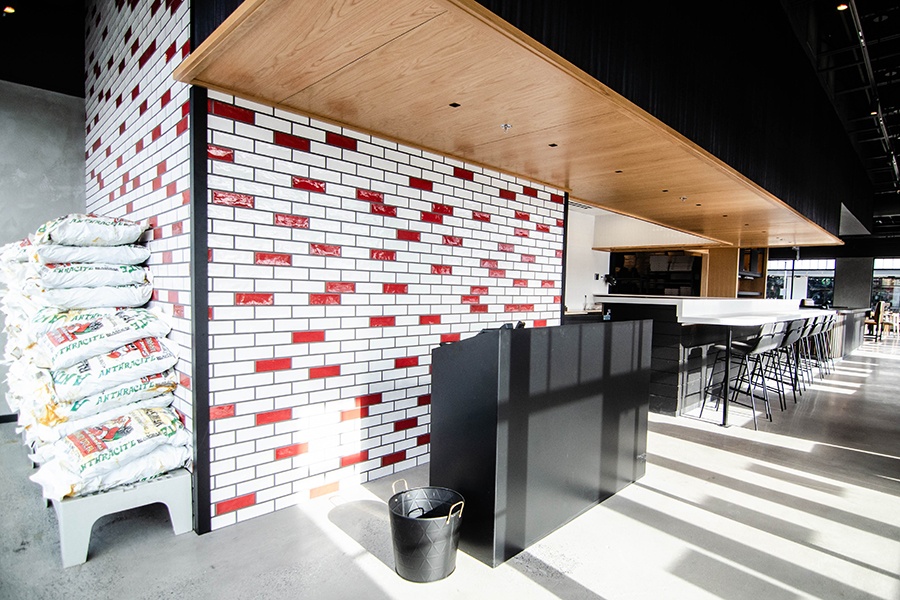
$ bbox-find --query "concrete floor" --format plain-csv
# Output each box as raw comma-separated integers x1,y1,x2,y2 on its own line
1,338,898,600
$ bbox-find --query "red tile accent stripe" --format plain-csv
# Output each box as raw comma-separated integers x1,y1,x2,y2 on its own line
326,132,357,150
515,211,530,221
236,293,274,306
461,295,480,304
453,167,474,181
409,177,433,191
275,443,308,460
542,280,555,288
431,265,452,275
394,417,418,431
556,250,564,258
357,189,384,202
326,282,356,293
274,132,310,151
310,244,341,256
292,177,326,193
371,203,396,217
216,493,255,515
293,331,326,343
515,228,530,237
395,357,419,368
513,279,528,287
418,394,432,406
371,249,396,261
356,393,383,407
488,269,506,278
432,203,453,215
256,358,292,372
443,236,462,246
499,189,515,201
504,304,535,312
471,286,489,295
551,193,565,204
255,252,292,266
523,186,538,197
210,404,235,420
310,294,341,305
257,408,292,425
397,230,420,242
138,40,156,68
274,213,309,229
481,259,498,269
557,218,565,227
421,212,443,224
382,450,407,467
499,243,514,252
537,224,551,233
212,190,254,209
441,333,461,343
417,433,431,446
383,284,408,294
310,365,341,379
535,319,548,327
472,211,490,222
471,305,488,313
208,100,255,124
341,450,368,467
370,316,395,327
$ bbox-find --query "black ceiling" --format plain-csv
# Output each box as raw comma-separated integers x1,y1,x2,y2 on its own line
783,0,900,238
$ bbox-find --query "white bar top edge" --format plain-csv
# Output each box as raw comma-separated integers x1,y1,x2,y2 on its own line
592,294,832,323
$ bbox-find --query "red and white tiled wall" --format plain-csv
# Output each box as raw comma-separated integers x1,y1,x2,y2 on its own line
84,0,194,428
204,91,566,528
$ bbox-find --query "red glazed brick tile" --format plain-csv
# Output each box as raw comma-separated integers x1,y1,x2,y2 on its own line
310,365,341,379
274,131,310,151
542,280,555,288
431,265,452,275
535,319,548,327
513,279,527,287
480,259,498,269
370,203,396,217
443,235,462,246
504,304,535,312
138,40,156,69
381,450,407,467
341,450,368,468
397,230,420,241
370,316,395,327
432,203,453,215
356,393,383,407
208,144,234,161
216,493,255,515
556,250,564,258
357,189,384,202
256,408,292,426
165,41,177,62
441,333,461,343
310,294,341,305
208,100,255,124
255,252,292,266
470,304,488,313
515,210,530,221
172,221,183,235
409,177,432,191
472,211,491,222
453,167,474,181
341,408,367,421
167,290,179,303
394,417,418,431
162,251,173,264
173,304,185,318
499,189,515,201
326,132,357,151
471,286,489,295
488,269,506,278
523,186,538,197
131,84,140,100
370,249,396,261
275,443,308,460
235,293,274,306
461,295,480,304
383,284,408,294
166,182,177,197
557,218,565,227
310,244,341,257
418,394,432,406
522,254,536,263
326,282,356,293
537,224,551,233
212,190,254,209
310,482,340,499
293,330,326,343
499,243,514,252
417,433,431,446
256,357,292,372
292,177,326,193
176,117,188,136
514,228,530,237
209,404,235,420
274,213,309,229
551,193,565,204
421,212,442,224
554,295,562,303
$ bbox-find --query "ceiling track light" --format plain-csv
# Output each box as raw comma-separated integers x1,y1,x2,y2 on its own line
2,5,14,14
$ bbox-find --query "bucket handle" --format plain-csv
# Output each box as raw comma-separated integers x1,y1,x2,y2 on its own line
392,479,408,494
406,506,425,518
446,500,464,524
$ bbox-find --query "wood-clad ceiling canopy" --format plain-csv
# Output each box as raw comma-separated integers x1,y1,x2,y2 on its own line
174,0,842,249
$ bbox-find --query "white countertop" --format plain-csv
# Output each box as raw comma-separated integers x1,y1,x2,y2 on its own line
592,295,831,325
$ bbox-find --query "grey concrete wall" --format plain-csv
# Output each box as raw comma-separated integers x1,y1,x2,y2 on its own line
0,80,85,415
833,257,874,309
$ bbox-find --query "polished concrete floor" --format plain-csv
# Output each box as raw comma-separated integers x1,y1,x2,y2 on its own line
1,337,898,600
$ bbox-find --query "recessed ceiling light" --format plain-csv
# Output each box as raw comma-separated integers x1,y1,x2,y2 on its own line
500,123,512,131
2,6,14,13
614,170,623,174
548,143,558,147
695,203,701,207
449,102,461,108
722,214,728,217
837,3,849,11
662,189,669,193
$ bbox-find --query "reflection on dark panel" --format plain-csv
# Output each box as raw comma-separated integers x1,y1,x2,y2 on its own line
430,321,651,567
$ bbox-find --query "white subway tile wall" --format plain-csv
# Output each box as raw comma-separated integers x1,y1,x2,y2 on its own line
206,92,565,529
84,0,193,427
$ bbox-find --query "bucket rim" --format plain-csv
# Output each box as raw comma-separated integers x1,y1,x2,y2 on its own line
388,486,465,522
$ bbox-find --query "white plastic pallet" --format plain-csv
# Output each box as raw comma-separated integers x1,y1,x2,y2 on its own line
50,468,192,568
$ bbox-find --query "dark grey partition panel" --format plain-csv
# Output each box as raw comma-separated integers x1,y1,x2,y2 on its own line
429,320,651,567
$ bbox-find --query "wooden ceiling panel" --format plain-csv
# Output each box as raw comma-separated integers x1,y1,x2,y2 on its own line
174,0,842,249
